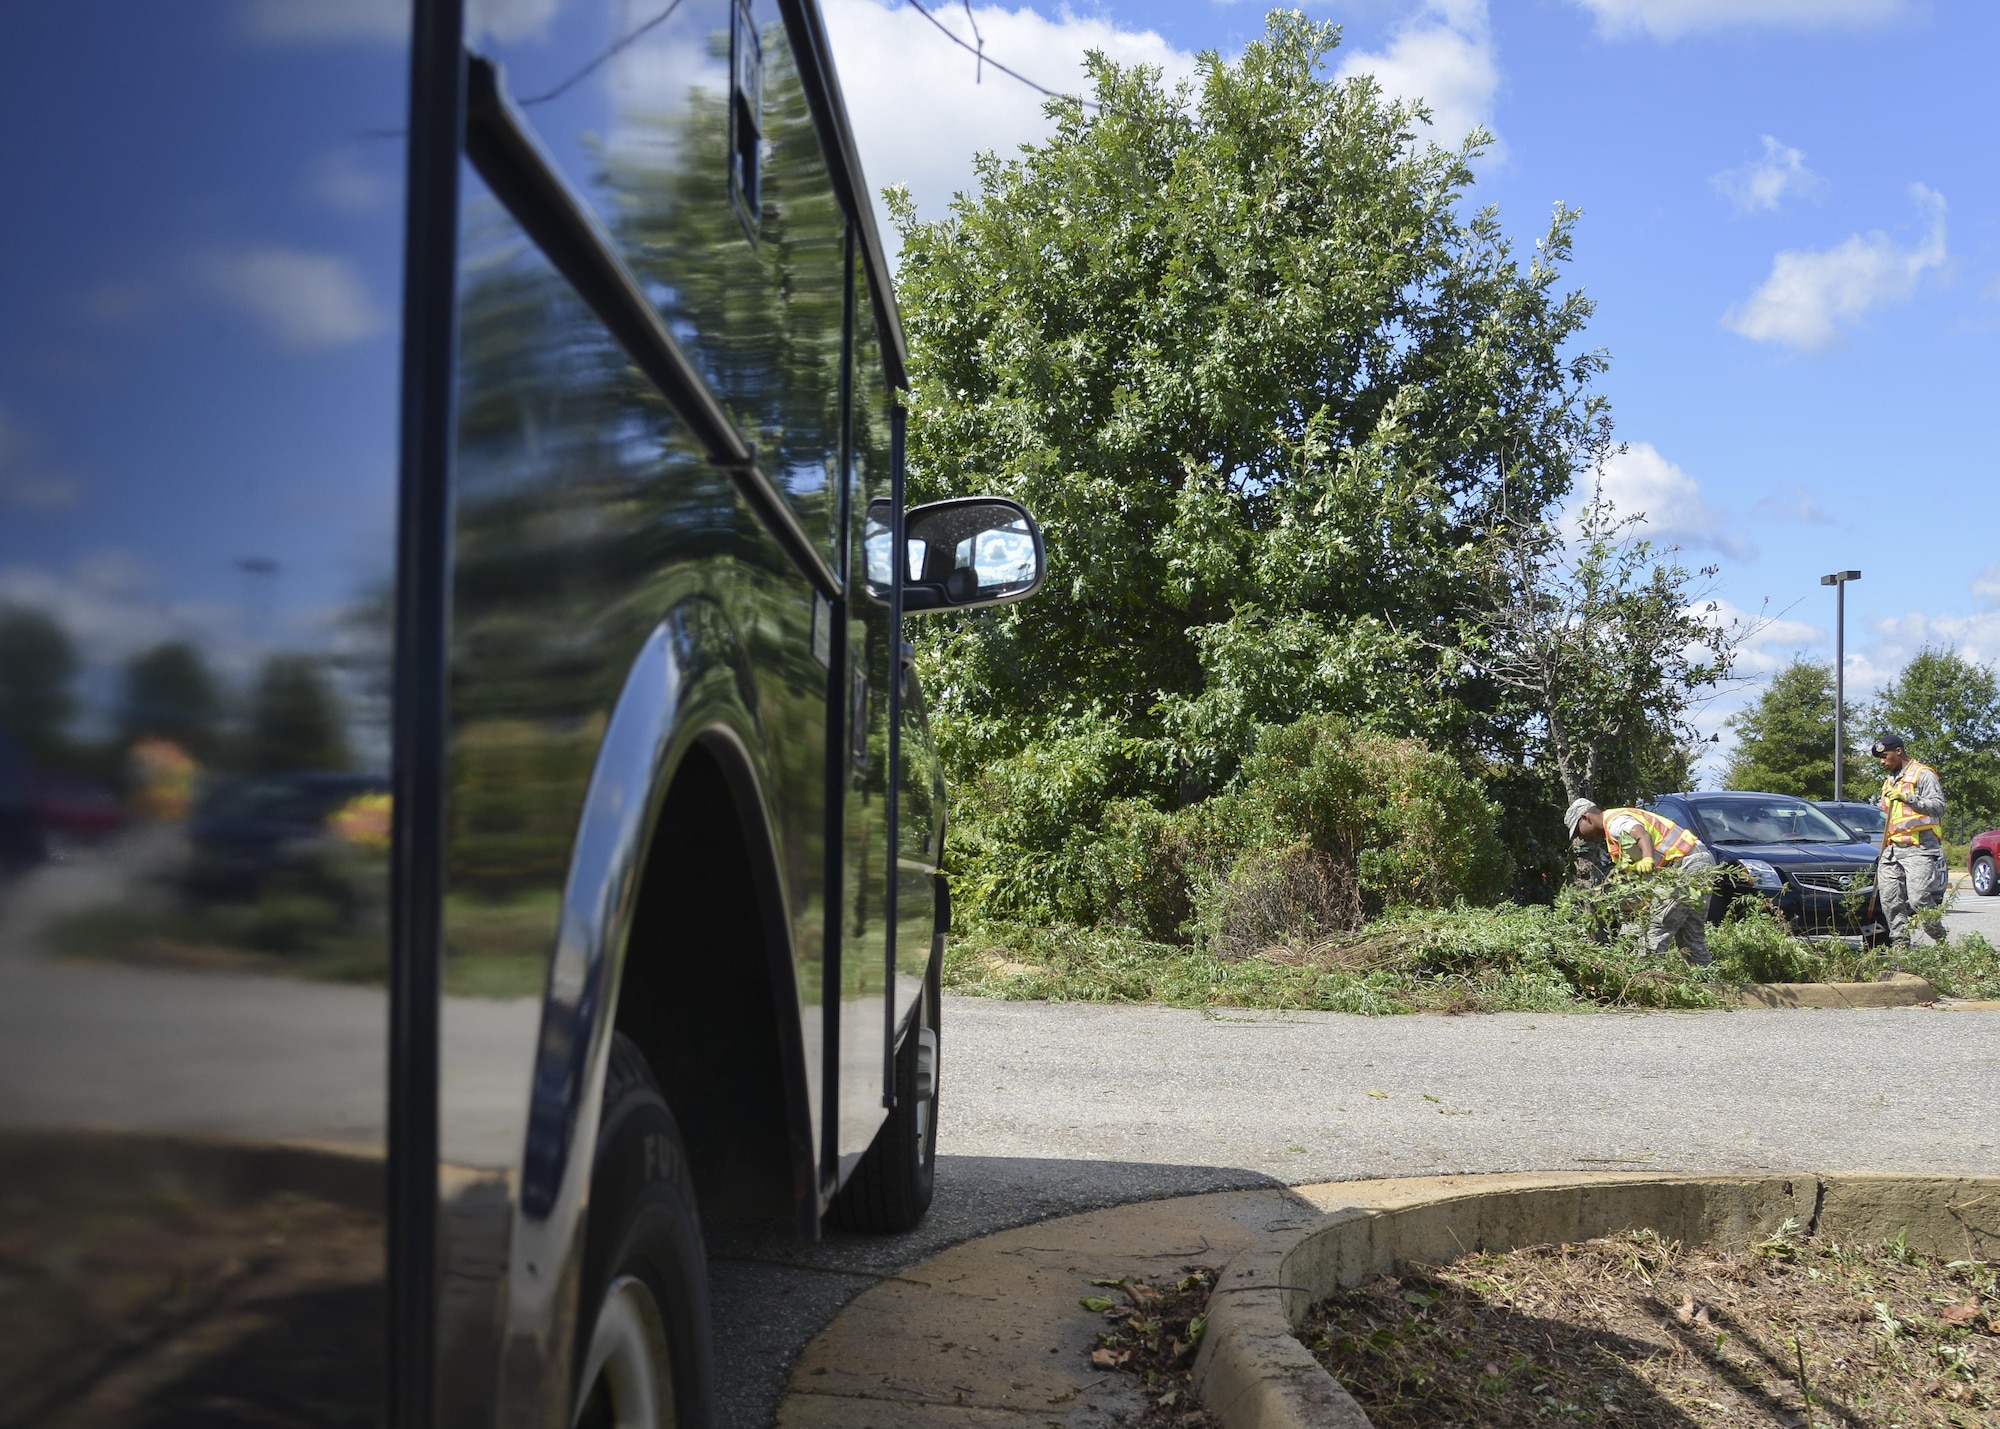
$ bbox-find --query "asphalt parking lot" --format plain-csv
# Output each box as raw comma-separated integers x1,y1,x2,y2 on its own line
707,886,2000,1426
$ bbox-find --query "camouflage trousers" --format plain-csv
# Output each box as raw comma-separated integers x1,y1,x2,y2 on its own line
1879,843,1946,948
1646,848,1715,966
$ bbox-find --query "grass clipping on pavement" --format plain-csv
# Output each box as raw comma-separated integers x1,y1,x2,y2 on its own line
944,878,2000,1014
1301,1225,1998,1427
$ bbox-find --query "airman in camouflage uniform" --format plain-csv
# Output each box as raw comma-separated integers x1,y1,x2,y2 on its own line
1872,733,1947,949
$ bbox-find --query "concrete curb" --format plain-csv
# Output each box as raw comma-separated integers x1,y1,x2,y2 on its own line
1733,970,1937,1008
1191,1171,2000,1429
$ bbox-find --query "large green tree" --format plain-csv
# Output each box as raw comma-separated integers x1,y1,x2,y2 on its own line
120,641,221,757
894,13,1629,885
245,655,350,775
0,605,78,764
1723,657,1855,799
1867,646,2000,835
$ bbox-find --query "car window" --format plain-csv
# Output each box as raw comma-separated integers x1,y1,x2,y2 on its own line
1691,797,1852,845
1829,803,1886,838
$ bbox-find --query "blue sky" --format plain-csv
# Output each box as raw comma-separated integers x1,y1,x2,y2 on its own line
822,0,2000,773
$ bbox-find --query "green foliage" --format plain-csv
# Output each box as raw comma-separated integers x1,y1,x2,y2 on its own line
1240,716,1512,912
244,654,351,774
1724,658,1856,799
894,14,1752,917
1456,487,1733,809
946,892,2000,1013
895,12,1613,853
1707,897,1827,984
0,604,78,763
1866,646,2000,837
951,714,1508,943
120,641,221,757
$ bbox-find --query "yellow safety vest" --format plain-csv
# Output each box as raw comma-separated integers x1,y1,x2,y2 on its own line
1881,761,1942,846
1603,807,1700,867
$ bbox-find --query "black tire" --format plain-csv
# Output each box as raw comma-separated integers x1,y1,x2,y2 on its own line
825,959,939,1233
574,1033,716,1429
1974,854,1997,898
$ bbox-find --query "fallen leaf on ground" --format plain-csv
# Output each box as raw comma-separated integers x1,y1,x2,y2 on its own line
1081,1296,1116,1312
1674,1294,1695,1325
1090,1348,1131,1369
1367,1090,1388,1099
1939,1301,1979,1325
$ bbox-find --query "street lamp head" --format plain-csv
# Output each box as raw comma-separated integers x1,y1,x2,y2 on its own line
1820,570,1862,586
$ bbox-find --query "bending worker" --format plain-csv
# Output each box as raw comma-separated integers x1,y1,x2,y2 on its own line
1564,799,1715,966
1873,733,1947,949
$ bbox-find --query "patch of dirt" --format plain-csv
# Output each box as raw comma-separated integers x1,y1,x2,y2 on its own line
0,1176,384,1427
1084,1268,1219,1427
1301,1225,1998,1427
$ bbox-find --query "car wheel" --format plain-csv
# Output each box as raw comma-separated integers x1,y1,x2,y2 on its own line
1975,854,1998,898
826,960,939,1233
575,1033,716,1429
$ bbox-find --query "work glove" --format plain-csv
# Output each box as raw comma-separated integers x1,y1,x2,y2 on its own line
1632,856,1655,875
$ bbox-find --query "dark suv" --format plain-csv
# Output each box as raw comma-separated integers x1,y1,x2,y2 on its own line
1649,792,1885,937
0,4,1040,1425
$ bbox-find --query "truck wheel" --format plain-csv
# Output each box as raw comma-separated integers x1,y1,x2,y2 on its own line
1975,854,1997,897
826,966,939,1233
575,1034,716,1429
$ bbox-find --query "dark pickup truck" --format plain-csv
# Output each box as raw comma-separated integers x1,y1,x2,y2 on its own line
0,3,1040,1425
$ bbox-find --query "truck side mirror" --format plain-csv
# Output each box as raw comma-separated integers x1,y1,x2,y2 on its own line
865,497,1046,614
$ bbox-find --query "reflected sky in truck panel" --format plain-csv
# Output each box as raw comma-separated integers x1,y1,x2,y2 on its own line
0,5,406,723
0,4,401,1423
471,0,850,565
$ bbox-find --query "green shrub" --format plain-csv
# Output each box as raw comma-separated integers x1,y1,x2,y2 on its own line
1708,898,1828,985
1242,715,1513,913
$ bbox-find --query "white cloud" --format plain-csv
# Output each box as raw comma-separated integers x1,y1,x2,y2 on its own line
1974,566,2000,612
242,0,408,43
1868,609,2000,673
1335,0,1501,153
1749,484,1834,526
0,411,85,515
1703,598,1824,677
306,149,396,214
1576,442,1754,559
1712,135,1825,215
1723,185,1947,351
1569,0,1906,40
0,554,238,674
821,0,1197,255
243,0,553,45
200,247,390,350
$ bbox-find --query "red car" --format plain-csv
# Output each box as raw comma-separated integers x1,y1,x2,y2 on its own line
1973,831,2000,898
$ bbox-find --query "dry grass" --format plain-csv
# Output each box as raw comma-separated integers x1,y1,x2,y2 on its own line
1302,1226,1998,1426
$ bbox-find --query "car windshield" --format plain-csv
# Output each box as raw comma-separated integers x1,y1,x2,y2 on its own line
1825,803,1886,837
1694,796,1854,845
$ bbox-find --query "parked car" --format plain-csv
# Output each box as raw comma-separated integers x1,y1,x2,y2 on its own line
0,3,1042,1425
1648,791,1885,937
185,771,391,900
26,770,129,843
1971,830,2000,897
1814,799,1887,844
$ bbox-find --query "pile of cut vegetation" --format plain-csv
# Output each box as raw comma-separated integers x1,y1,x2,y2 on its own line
943,894,2000,1015
1300,1224,1997,1426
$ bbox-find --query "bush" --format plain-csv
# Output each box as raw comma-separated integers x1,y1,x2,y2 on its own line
946,713,1514,953
1240,716,1513,913
1708,899,1828,985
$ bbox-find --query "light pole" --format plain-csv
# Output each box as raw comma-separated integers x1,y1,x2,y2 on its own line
1820,569,1861,800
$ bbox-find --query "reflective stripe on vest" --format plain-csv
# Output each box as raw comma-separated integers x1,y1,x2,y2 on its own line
1882,760,1942,845
1603,807,1700,865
